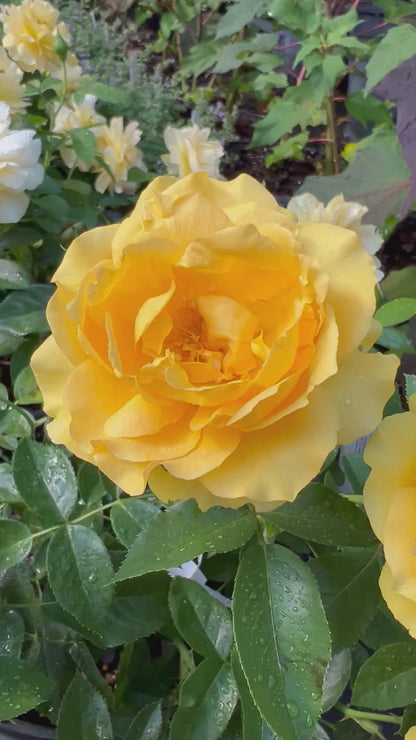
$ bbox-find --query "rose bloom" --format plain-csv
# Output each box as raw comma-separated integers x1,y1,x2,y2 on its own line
0,48,27,115
93,117,146,194
364,397,416,637
53,95,105,171
0,102,44,223
31,173,398,510
162,124,224,178
0,0,71,74
406,729,416,740
288,193,383,281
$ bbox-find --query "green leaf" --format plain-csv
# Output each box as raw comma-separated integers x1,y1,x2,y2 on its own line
401,704,416,737
169,577,233,660
0,610,24,657
352,642,416,710
13,440,77,525
345,92,393,127
115,500,256,582
215,0,267,38
252,82,323,147
69,128,97,168
322,649,352,712
298,144,410,226
102,573,170,647
125,700,162,740
181,39,227,78
365,24,416,93
233,542,331,740
231,650,276,740
0,259,31,290
77,462,115,505
381,265,416,300
110,497,160,548
68,642,113,707
405,373,416,402
266,132,308,166
376,325,414,356
0,519,32,569
309,55,346,105
0,285,53,336
170,657,239,740
13,365,42,405
341,454,370,496
262,484,375,547
0,463,21,503
57,672,112,740
374,298,416,327
0,401,32,448
47,524,114,635
310,548,380,652
213,34,278,74
0,657,53,721
76,77,127,104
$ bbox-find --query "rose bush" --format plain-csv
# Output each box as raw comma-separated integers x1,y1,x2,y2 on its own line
31,172,398,509
364,396,416,637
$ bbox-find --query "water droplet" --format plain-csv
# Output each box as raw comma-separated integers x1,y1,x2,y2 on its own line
310,691,318,701
257,674,263,683
287,700,298,718
345,398,352,405
268,676,276,689
305,713,313,727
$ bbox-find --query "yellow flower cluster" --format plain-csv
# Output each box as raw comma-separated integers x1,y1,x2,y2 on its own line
31,173,397,510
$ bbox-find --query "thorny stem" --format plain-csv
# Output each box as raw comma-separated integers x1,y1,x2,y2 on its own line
325,94,339,174
30,499,118,541
248,504,265,546
337,703,401,726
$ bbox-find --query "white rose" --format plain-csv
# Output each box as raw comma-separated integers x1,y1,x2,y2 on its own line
0,102,44,223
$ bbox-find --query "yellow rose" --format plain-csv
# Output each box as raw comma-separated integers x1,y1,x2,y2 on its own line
31,173,398,510
1,0,71,74
364,396,416,636
407,729,416,740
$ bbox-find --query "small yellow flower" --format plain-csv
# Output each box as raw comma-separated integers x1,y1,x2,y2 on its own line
0,48,27,115
53,95,105,171
94,117,146,195
162,123,224,178
288,193,383,280
1,0,71,74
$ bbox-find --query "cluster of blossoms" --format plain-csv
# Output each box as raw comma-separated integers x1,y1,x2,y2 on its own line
53,96,147,194
0,0,148,198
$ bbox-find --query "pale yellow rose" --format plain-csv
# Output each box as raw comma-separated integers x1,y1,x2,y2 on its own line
288,193,383,281
93,117,146,195
53,95,105,171
162,123,224,178
31,173,398,510
0,48,27,115
406,728,416,740
364,396,416,637
1,0,71,74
